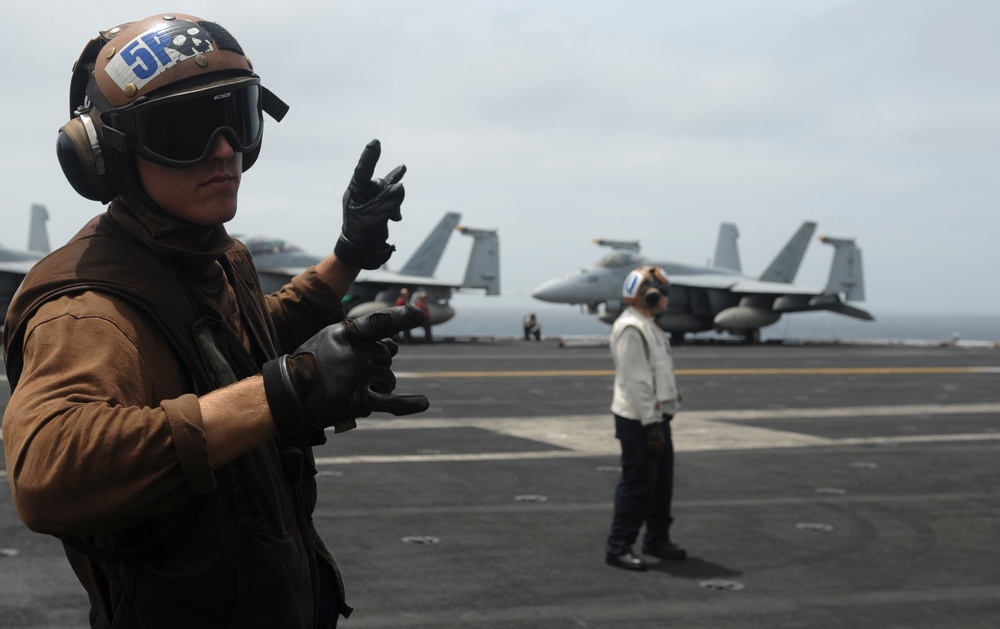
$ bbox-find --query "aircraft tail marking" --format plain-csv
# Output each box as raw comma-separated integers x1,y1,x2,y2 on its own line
759,221,816,283
29,204,50,254
458,226,500,295
398,212,462,277
712,223,741,272
820,235,865,301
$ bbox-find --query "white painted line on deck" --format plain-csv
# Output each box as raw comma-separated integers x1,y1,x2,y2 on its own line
315,450,590,465
396,366,1000,378
315,403,1000,465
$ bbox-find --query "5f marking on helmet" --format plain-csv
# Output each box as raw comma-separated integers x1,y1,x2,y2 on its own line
105,22,214,93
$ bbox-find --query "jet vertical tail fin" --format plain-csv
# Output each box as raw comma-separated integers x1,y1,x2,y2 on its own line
759,221,816,283
457,226,500,295
820,236,865,301
712,222,741,271
29,204,50,254
399,212,462,277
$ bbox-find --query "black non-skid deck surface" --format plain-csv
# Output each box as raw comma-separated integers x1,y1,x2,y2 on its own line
2,340,998,628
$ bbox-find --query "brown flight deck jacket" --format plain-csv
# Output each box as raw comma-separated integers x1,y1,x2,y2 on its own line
2,201,350,628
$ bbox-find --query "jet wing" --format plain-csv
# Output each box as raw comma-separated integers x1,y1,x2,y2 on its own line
254,265,311,294
670,274,820,296
670,273,874,322
255,265,465,290
0,260,36,277
355,269,465,290
723,279,821,296
0,261,34,316
666,274,739,291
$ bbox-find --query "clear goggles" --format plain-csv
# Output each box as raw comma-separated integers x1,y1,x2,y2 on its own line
107,77,264,168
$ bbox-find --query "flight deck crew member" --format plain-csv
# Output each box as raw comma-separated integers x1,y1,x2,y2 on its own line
395,288,413,343
415,291,433,342
2,13,429,628
605,265,687,571
523,312,541,340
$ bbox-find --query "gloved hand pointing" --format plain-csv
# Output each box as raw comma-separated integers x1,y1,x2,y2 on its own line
334,139,406,269
262,305,429,447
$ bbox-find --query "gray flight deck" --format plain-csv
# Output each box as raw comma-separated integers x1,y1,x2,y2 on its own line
1,339,998,628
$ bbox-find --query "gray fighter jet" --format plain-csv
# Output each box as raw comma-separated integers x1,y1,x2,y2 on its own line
532,221,871,342
0,204,51,320
247,212,500,325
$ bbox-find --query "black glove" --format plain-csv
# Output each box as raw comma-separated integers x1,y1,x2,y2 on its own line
645,423,666,453
262,305,429,446
334,139,406,269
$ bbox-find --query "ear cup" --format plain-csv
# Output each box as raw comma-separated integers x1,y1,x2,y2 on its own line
57,114,117,203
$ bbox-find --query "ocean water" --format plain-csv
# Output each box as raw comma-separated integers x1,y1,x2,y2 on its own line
434,305,1000,344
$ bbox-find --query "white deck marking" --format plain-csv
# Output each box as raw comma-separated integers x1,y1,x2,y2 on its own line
314,403,1000,465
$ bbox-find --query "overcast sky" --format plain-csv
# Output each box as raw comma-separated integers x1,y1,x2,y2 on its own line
3,0,997,315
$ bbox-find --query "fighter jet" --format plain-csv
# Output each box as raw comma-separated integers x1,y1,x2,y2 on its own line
0,204,52,320
247,212,500,325
532,221,872,342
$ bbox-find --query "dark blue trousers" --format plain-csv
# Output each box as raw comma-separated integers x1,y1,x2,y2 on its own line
605,415,675,556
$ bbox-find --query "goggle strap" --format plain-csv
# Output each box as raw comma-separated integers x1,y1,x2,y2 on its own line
69,36,107,117
102,125,129,154
262,86,289,122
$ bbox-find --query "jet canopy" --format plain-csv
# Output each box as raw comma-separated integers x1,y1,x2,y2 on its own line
596,250,645,269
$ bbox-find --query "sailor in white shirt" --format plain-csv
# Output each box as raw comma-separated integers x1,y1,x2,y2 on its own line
605,266,687,572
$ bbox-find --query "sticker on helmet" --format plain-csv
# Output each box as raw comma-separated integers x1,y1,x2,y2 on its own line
623,269,643,299
105,20,215,93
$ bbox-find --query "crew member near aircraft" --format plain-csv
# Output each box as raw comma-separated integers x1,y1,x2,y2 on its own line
415,291,433,342
523,312,541,340
395,287,413,343
395,287,411,307
1,13,428,628
605,265,687,571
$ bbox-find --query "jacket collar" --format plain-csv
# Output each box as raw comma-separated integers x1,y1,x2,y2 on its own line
108,200,235,278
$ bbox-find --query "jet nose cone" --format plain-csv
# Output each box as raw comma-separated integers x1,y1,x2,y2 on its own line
532,277,570,303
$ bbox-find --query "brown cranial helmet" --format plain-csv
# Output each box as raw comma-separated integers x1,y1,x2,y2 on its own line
622,265,671,308
57,13,288,203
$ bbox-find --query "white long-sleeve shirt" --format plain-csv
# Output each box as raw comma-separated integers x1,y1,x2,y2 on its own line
609,307,680,424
